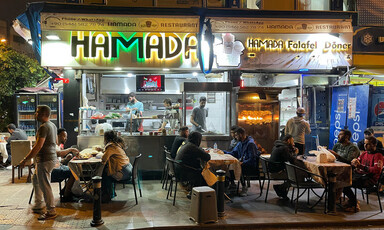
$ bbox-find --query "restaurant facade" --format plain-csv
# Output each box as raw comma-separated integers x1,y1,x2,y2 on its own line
15,2,357,175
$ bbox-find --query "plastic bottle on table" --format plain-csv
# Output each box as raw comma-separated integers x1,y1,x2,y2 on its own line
214,142,218,151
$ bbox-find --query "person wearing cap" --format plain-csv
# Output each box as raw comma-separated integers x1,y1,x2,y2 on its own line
190,96,208,133
285,107,311,155
170,126,189,158
126,92,144,132
357,128,383,152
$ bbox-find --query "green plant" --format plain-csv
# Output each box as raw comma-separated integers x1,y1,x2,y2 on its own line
0,43,48,131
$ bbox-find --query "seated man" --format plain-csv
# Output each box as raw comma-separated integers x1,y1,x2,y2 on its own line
170,126,189,159
51,128,79,201
329,129,360,164
343,136,383,212
357,128,383,152
269,134,299,199
175,131,211,188
224,127,260,197
4,123,28,166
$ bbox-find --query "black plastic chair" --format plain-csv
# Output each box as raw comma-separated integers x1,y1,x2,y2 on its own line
352,167,384,213
166,157,201,206
285,162,327,214
160,146,170,186
162,148,173,190
113,154,143,205
259,156,288,202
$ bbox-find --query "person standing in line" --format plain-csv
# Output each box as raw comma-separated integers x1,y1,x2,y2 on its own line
190,96,208,133
285,107,311,155
19,105,58,220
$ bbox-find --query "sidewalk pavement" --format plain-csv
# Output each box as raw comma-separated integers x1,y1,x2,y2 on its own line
1,167,384,230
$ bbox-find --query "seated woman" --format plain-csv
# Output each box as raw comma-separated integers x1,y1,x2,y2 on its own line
101,130,132,202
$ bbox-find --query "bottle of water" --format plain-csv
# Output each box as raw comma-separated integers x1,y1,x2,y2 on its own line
214,142,218,150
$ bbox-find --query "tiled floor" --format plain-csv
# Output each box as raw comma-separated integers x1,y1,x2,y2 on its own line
1,167,384,230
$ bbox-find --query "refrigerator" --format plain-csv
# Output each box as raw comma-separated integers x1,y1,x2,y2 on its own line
15,93,63,136
329,85,371,149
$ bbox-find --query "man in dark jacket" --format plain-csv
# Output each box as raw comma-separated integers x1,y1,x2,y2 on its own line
175,131,211,187
269,134,298,199
170,126,189,158
4,123,28,166
224,127,260,196
357,128,383,152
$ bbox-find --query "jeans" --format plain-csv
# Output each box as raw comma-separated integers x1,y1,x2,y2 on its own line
33,160,57,213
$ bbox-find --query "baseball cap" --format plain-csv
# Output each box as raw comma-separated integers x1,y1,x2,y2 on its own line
364,128,374,135
296,107,306,114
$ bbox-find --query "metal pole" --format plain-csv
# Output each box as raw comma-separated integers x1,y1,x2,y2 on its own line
90,176,104,227
216,169,226,217
327,172,337,214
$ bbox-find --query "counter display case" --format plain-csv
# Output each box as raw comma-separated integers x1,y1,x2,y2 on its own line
182,82,232,149
78,108,180,135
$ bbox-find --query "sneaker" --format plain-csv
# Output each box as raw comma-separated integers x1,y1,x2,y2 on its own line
239,187,248,197
37,212,57,220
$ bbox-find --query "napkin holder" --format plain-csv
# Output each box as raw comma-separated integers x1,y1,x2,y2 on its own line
316,152,328,163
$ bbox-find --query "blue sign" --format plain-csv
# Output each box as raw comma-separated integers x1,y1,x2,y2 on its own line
329,87,349,149
346,85,369,145
371,87,384,127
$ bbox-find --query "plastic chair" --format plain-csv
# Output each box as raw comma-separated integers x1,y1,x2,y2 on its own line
352,167,384,213
166,157,201,206
10,140,32,183
285,162,327,214
160,146,169,185
113,154,142,205
259,156,288,202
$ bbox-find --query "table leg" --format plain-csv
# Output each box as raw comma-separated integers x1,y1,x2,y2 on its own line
327,172,337,213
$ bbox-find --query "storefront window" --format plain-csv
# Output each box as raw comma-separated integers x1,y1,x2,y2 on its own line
185,92,230,135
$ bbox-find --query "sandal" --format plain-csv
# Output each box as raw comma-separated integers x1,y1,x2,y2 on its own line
38,212,57,220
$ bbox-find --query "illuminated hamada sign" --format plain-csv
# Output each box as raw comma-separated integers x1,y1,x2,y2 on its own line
246,38,351,52
71,31,197,60
40,31,199,69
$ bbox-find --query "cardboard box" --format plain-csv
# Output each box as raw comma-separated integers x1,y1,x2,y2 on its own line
156,0,202,8
206,0,224,8
107,0,153,7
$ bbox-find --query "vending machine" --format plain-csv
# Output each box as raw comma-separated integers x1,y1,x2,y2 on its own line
14,92,63,136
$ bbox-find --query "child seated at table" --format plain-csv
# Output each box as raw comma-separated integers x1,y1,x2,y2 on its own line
101,130,132,203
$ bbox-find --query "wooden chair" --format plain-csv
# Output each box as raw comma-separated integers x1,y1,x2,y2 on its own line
113,154,143,205
10,140,32,183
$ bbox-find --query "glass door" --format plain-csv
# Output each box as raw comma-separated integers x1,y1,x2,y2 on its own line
15,94,37,136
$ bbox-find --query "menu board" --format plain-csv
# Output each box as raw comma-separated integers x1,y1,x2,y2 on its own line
136,75,165,92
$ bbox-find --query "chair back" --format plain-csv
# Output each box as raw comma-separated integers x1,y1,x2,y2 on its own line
260,156,270,179
10,140,32,166
131,154,142,182
285,162,298,184
377,167,384,187
166,157,176,177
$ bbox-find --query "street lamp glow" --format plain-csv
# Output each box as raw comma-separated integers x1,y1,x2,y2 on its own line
0,38,6,43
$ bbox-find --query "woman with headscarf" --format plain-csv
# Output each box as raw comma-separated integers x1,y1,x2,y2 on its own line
175,131,211,187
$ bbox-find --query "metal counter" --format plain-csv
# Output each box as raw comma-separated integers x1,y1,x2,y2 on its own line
77,134,231,177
